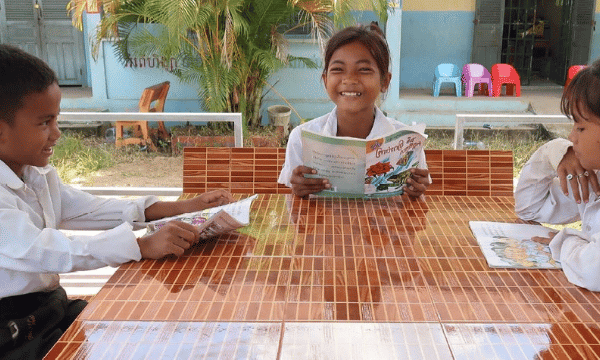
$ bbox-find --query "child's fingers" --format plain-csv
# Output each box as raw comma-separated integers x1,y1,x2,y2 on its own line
575,172,591,203
163,221,200,243
165,242,187,257
590,171,600,197
410,167,429,177
531,236,552,245
292,181,330,198
292,165,316,177
558,168,573,198
201,190,235,206
404,177,426,197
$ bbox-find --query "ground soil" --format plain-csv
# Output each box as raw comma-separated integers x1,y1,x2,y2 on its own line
73,156,183,188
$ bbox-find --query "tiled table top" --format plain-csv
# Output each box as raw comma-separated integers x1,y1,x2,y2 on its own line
47,194,600,359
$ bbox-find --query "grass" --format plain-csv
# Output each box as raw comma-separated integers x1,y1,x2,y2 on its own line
51,130,165,183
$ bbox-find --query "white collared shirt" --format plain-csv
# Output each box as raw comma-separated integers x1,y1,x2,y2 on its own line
515,138,600,291
278,107,428,187
0,161,159,299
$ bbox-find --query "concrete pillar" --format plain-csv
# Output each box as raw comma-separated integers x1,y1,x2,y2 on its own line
381,0,402,113
85,13,108,104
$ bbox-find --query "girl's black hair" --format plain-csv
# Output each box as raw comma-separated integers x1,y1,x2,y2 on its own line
323,23,391,82
0,45,58,124
561,59,600,123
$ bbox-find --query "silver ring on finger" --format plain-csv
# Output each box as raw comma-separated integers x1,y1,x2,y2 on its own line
578,173,586,178
566,174,574,180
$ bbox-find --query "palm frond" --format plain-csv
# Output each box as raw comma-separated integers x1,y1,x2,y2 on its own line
66,0,85,31
287,55,319,69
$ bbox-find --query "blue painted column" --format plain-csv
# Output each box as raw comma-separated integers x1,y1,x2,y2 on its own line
61,12,110,110
381,0,402,114
82,13,108,105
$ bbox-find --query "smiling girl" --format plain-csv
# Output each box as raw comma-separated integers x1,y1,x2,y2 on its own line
515,60,600,291
278,24,430,198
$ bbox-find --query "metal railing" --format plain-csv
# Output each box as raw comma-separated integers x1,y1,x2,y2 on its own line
58,112,244,148
453,113,570,149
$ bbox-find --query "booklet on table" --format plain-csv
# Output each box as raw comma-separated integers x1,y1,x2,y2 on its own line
146,194,258,240
469,221,561,269
301,123,427,198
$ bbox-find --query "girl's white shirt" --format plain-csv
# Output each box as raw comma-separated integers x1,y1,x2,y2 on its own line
278,106,427,187
515,138,600,291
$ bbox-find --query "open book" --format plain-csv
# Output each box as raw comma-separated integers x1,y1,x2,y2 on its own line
146,194,258,240
301,124,427,198
469,221,561,269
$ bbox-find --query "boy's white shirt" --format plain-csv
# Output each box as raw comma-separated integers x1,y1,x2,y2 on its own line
278,106,428,187
0,160,158,299
515,138,600,291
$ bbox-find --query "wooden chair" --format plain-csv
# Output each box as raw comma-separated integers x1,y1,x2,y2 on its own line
182,147,514,196
115,81,170,150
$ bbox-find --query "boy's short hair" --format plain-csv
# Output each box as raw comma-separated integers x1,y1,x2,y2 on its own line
561,59,600,124
0,45,58,125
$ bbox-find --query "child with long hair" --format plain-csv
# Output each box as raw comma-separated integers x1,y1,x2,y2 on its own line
515,59,600,291
278,24,430,198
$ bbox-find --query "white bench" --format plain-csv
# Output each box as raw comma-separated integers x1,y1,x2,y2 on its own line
454,113,570,149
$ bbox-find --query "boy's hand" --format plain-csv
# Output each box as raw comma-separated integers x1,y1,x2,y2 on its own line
557,147,600,203
404,168,431,199
188,189,235,210
137,220,200,259
290,165,331,198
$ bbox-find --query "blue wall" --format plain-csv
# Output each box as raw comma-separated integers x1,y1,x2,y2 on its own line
400,11,474,88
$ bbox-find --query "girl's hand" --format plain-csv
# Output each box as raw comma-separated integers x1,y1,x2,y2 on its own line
404,168,431,199
531,231,557,245
290,165,331,198
557,147,600,203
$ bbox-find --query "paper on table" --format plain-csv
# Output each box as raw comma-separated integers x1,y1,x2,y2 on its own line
469,221,561,269
146,194,258,240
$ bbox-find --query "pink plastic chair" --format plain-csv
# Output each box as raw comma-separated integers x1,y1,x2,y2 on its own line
462,64,493,97
491,64,521,97
564,65,587,89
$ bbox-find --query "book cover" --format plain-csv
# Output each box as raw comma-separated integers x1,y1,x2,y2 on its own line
147,194,258,240
469,221,561,269
300,124,427,198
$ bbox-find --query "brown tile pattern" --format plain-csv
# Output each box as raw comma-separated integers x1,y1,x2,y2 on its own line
182,148,514,196
183,147,291,194
49,195,600,360
425,149,514,196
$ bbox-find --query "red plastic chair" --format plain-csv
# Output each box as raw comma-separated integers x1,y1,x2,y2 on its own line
491,64,521,97
462,63,493,97
564,65,587,89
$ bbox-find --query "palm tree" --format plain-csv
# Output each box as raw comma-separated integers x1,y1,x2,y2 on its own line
68,0,389,128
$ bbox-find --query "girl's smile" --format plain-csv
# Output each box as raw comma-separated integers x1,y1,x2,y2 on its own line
322,41,391,134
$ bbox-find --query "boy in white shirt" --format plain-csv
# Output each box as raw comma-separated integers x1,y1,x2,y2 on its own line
515,59,600,291
0,45,233,359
